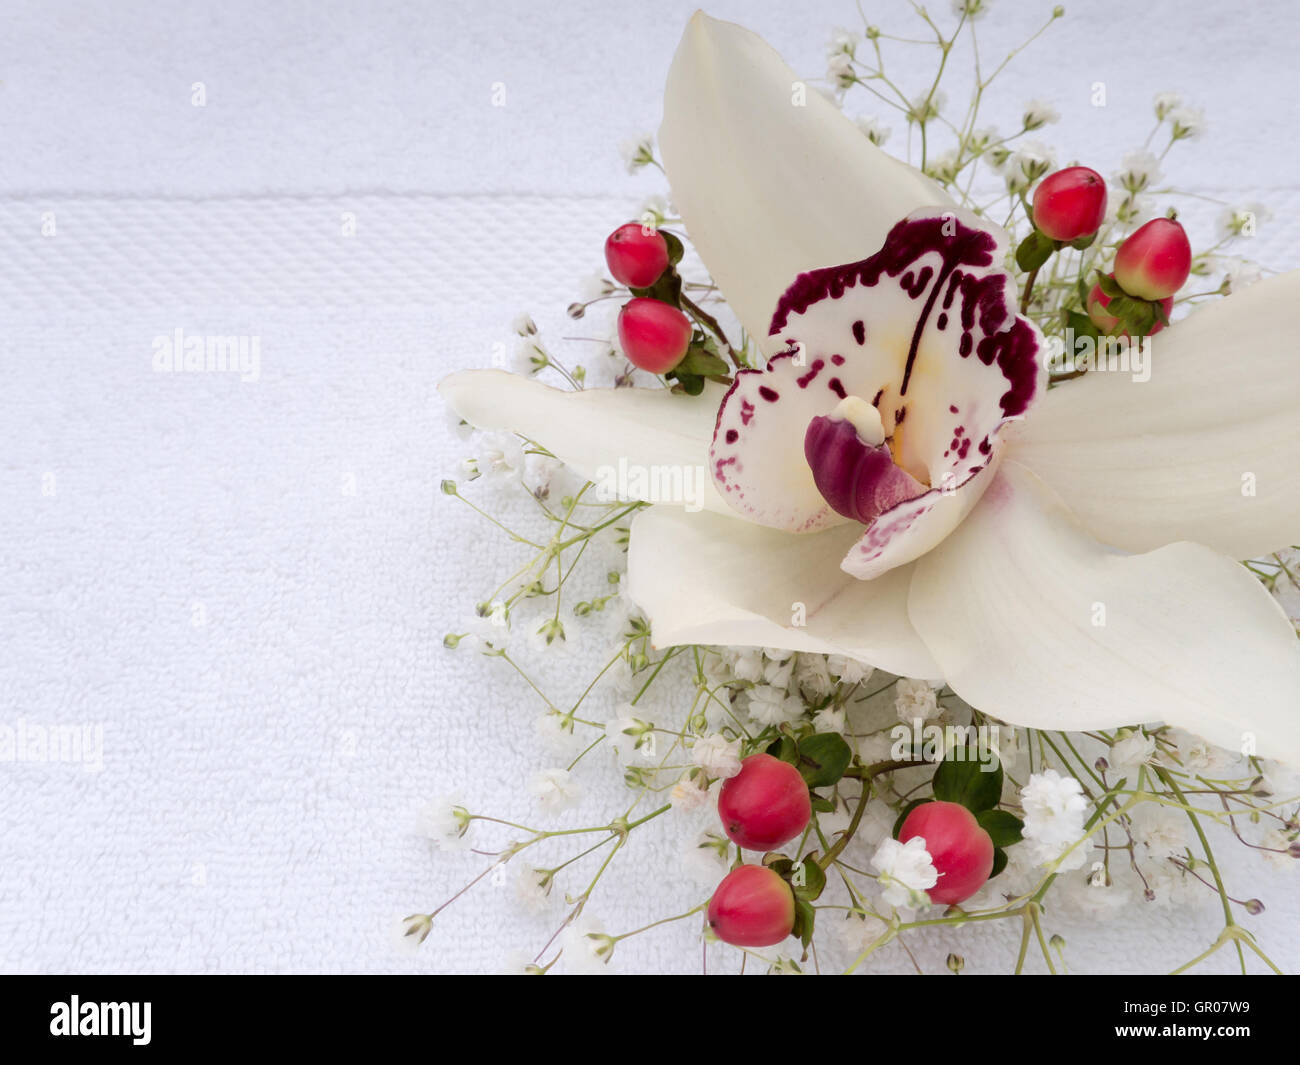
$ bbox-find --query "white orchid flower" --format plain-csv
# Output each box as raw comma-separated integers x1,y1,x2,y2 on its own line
441,14,1300,763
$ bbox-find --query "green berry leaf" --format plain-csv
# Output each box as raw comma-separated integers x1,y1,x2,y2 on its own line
932,748,1003,812
789,857,827,902
765,734,799,766
661,230,685,266
791,897,817,949
1015,230,1055,272
795,732,853,789
975,808,1025,848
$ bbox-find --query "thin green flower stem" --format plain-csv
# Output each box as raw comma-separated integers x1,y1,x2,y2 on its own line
1031,905,1058,974
1155,767,1246,972
823,760,928,871
449,490,544,548
555,502,644,549
497,651,555,706
546,835,616,877
1051,731,1107,794
572,638,636,715
629,647,683,706
566,735,605,772
614,903,707,942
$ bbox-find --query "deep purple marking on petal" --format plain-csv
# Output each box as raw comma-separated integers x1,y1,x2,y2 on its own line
831,354,845,366
796,358,825,388
828,378,846,399
725,429,738,444
758,386,780,403
936,312,948,330
949,404,959,413
769,215,999,335
894,407,907,425
851,321,866,345
975,316,1040,416
740,400,755,425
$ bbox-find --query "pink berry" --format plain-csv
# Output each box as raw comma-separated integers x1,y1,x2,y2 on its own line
1087,274,1173,335
604,223,670,288
1032,166,1108,242
707,864,796,947
717,753,811,851
617,298,692,374
1113,218,1192,300
898,800,994,906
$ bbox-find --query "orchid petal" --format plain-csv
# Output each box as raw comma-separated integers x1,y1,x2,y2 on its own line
909,461,1300,764
709,210,1044,578
439,370,730,514
1012,270,1300,559
627,506,942,679
658,13,951,357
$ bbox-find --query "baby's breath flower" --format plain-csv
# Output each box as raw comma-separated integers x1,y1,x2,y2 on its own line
1108,729,1156,773
1261,827,1298,871
1132,806,1188,859
670,775,711,811
1153,90,1182,120
1003,141,1055,191
871,836,937,909
619,132,656,173
853,114,892,146
827,653,873,686
560,918,615,973
812,706,846,735
608,711,655,765
1167,105,1206,141
638,194,670,229
513,337,549,376
965,126,998,154
925,149,961,184
691,733,742,778
578,273,615,301
827,52,857,92
906,90,946,125
837,910,891,953
513,867,554,914
895,677,939,723
415,796,472,851
528,767,582,811
1020,769,1092,870
1218,203,1271,240
1021,99,1060,130
747,684,804,727
827,26,859,57
952,0,992,19
682,829,731,881
1116,149,1161,194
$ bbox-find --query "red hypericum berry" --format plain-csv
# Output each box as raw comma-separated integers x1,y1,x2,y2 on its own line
1113,217,1192,300
707,864,796,947
897,800,994,906
1087,274,1173,335
617,297,693,374
717,753,811,851
604,223,670,289
1032,166,1108,242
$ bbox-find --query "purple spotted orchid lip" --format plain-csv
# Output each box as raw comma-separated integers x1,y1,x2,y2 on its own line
708,207,1046,579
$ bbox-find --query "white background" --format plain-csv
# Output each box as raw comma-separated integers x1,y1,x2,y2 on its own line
3,0,1298,974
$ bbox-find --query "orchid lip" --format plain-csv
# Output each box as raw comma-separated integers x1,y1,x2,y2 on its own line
804,396,930,526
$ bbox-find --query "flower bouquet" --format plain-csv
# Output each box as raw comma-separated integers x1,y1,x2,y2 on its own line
423,6,1300,974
